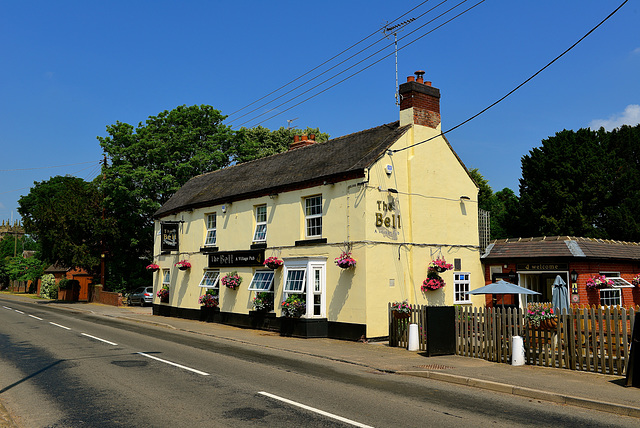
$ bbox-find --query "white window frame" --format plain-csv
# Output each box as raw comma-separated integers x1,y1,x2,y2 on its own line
248,271,274,292
454,272,471,304
600,288,621,307
253,205,267,242
162,269,171,286
600,272,633,288
199,270,220,289
204,213,217,246
304,195,322,238
282,258,326,318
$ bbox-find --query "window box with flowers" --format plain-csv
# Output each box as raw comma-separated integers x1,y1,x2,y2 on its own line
390,300,411,319
586,275,614,290
221,271,242,290
525,303,557,329
157,285,170,303
263,257,283,270
281,294,305,318
175,260,191,271
252,292,274,312
199,289,219,322
421,258,452,292
632,274,640,287
146,263,160,273
334,251,356,269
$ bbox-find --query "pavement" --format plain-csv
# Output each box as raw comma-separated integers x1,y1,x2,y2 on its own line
1,294,640,426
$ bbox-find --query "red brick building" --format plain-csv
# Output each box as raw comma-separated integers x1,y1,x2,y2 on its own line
481,236,640,308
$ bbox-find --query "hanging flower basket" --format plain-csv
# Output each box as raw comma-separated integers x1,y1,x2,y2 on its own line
146,263,160,273
335,251,356,269
428,258,453,274
586,275,613,290
157,286,169,303
632,274,640,287
421,268,446,291
221,271,242,290
175,260,191,271
263,257,283,270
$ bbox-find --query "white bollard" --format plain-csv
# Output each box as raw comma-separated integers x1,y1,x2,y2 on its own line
511,335,525,366
408,323,419,351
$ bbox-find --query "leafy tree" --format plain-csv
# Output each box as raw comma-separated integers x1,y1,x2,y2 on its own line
4,255,47,292
97,105,330,292
233,126,329,163
18,176,103,272
97,105,235,292
468,168,520,240
517,125,640,240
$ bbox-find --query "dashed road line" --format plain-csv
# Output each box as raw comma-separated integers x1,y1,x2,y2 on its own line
137,352,210,376
14,310,24,314
258,391,374,428
49,322,71,330
81,333,118,346
28,314,43,320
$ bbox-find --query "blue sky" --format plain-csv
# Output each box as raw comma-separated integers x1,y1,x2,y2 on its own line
1,1,638,222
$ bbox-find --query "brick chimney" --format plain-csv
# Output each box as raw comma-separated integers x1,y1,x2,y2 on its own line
399,70,441,129
289,134,316,150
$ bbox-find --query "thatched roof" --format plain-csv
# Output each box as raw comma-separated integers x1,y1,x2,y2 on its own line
155,121,409,218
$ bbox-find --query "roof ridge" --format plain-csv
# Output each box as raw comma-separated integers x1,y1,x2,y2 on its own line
180,121,402,181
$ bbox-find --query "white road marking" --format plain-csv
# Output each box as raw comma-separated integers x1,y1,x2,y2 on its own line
81,333,118,346
258,391,375,428
28,315,43,320
2,306,12,310
14,310,24,314
137,352,210,376
49,322,71,330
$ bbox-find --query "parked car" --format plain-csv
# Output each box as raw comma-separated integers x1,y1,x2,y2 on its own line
127,286,154,306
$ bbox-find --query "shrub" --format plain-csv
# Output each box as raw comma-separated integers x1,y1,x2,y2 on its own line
40,274,56,299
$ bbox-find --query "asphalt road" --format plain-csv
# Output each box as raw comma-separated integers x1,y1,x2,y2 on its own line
1,297,638,427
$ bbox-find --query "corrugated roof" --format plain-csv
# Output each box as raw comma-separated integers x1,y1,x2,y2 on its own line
482,236,640,260
155,121,410,218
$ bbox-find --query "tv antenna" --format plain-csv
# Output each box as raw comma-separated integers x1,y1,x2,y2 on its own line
383,18,416,105
287,117,299,129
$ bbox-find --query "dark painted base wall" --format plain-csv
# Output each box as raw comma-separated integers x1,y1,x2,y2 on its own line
152,304,366,341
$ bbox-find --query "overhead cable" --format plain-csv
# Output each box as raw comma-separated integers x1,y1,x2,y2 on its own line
390,0,629,154
226,0,434,120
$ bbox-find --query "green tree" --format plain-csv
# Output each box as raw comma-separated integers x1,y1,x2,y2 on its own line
468,168,520,240
97,105,235,292
233,126,330,163
517,125,640,240
17,176,103,272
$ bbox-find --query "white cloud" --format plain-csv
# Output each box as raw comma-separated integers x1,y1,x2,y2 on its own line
632,47,640,56
589,104,640,131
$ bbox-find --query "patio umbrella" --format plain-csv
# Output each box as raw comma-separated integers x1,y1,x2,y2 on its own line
551,275,569,315
466,280,540,308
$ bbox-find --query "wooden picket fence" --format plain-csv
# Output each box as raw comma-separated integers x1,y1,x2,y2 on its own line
455,305,639,376
388,303,428,351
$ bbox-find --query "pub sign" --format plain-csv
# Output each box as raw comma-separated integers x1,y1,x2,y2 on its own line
208,250,265,268
161,223,179,252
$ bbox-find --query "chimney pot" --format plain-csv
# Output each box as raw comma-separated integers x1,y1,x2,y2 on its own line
309,134,315,141
294,135,299,143
407,76,415,82
425,81,432,86
302,135,307,141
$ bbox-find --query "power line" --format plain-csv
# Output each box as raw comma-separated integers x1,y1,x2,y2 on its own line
242,0,484,128
230,1,456,127
390,0,629,154
226,0,433,120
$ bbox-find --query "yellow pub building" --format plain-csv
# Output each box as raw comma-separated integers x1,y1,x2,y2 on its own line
152,71,484,340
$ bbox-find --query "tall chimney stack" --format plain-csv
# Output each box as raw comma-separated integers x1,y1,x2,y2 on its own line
399,70,440,129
